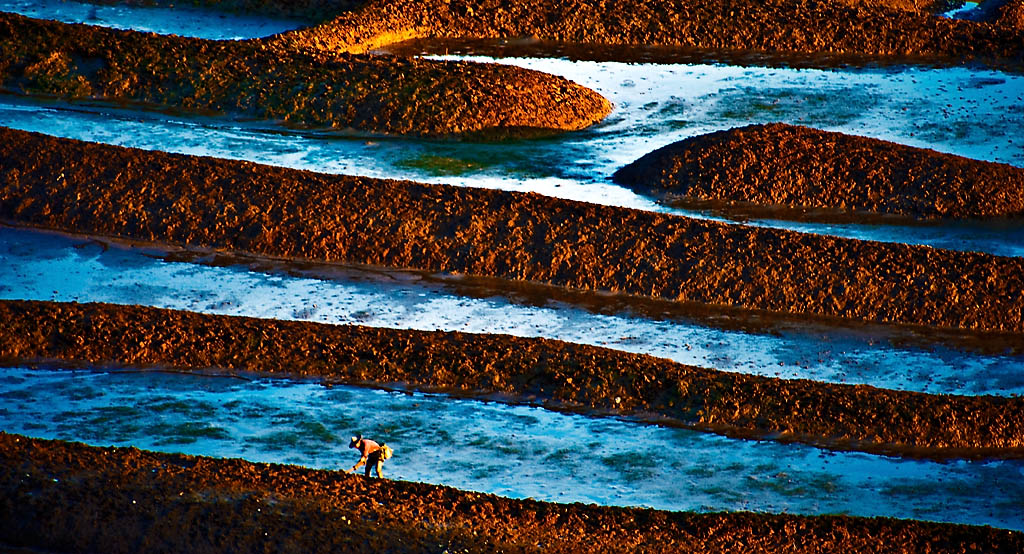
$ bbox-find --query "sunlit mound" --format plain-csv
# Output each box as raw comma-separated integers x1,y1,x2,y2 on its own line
269,0,1024,65
613,123,1024,220
0,13,610,137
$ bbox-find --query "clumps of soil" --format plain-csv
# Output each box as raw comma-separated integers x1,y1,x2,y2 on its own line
2,434,1021,553
270,0,1024,66
3,127,1024,334
0,13,610,137
992,0,1024,29
612,123,1024,221
4,299,1024,458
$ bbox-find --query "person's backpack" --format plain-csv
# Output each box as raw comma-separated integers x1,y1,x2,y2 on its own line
380,443,394,460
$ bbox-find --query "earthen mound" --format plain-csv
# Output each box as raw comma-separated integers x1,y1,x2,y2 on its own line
4,435,1020,553
270,0,1024,66
0,13,610,137
4,300,1024,457
612,123,1024,220
3,128,1024,333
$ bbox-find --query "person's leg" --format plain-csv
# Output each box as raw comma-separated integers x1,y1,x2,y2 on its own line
374,457,384,478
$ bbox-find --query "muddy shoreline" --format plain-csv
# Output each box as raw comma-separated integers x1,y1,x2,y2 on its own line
0,13,610,137
3,128,1024,334
2,433,1020,553
612,124,1024,221
3,300,1023,458
271,0,1024,68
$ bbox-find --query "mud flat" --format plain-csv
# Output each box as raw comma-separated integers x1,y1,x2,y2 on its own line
3,299,1023,458
0,13,609,137
612,123,1024,221
4,128,1024,334
0,434,1020,553
271,0,1024,67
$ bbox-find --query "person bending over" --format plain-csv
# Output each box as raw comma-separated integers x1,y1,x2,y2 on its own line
347,434,390,478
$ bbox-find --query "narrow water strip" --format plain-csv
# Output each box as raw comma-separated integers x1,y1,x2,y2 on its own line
0,0,305,39
1,367,1020,531
2,226,1022,396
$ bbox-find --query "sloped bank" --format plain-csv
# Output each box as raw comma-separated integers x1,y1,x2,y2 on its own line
3,300,1024,458
0,13,610,137
612,123,1024,221
3,128,1024,334
270,0,1024,67
4,435,1020,553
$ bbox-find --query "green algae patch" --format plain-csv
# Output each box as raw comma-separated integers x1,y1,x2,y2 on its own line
0,12,610,137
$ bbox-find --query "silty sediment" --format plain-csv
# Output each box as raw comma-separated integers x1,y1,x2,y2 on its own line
612,123,1024,220
0,12,610,137
2,300,1023,458
2,127,1024,334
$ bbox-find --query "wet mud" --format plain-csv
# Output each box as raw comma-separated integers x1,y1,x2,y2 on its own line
3,127,1024,334
0,13,610,137
612,123,1024,221
271,0,1024,68
2,433,1021,553
3,299,1024,458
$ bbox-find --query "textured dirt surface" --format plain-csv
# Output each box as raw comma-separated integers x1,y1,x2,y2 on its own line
612,124,1024,221
270,0,1024,67
993,0,1024,29
4,128,1024,334
3,300,1024,458
0,13,610,137
4,434,1020,554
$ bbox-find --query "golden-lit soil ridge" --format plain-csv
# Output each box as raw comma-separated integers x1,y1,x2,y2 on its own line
612,123,1024,220
270,0,1024,65
0,13,610,137
3,128,1024,333
3,300,1024,458
4,434,1020,553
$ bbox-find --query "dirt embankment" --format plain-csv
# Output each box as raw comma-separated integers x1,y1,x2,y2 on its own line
6,128,1024,333
3,128,1024,334
612,124,1024,220
269,0,1024,66
5,435,1020,554
0,13,610,137
4,300,1024,458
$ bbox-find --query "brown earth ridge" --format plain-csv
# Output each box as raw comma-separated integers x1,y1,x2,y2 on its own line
3,300,1024,458
612,123,1024,220
4,434,1021,553
269,0,1024,67
3,127,1024,334
0,13,610,137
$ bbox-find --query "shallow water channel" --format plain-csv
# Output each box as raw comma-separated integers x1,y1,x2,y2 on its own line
2,366,1022,530
3,2,1024,256
4,225,1023,396
3,0,1024,533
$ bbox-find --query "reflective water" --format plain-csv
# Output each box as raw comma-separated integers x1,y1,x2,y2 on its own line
3,226,1023,396
1,367,1021,530
0,0,305,39
2,58,1023,255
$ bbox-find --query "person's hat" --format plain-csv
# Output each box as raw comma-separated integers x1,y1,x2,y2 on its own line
349,434,361,448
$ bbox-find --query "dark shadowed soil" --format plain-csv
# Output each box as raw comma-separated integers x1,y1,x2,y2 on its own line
0,13,610,137
2,434,1021,553
270,0,1024,68
3,127,1024,334
612,123,1024,221
3,300,1024,458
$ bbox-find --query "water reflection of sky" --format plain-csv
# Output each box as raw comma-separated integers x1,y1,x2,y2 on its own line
2,367,1021,531
4,226,1023,396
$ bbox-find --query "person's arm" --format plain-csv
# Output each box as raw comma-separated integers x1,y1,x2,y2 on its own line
347,453,368,473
